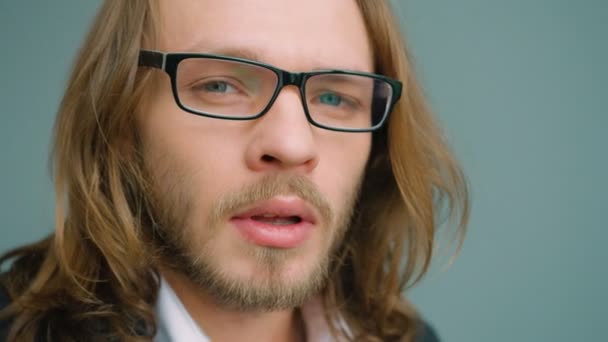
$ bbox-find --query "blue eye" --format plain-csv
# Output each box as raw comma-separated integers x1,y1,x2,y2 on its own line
318,92,343,106
193,81,237,94
199,81,235,93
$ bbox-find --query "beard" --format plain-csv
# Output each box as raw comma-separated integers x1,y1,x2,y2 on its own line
146,168,360,312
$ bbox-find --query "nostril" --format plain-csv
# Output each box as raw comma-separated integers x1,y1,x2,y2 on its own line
261,154,276,163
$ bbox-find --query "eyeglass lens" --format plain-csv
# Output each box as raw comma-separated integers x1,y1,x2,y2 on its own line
176,58,393,130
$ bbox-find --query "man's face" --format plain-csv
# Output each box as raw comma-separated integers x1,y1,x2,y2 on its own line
138,0,373,310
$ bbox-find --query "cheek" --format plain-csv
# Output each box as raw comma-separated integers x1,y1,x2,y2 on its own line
138,95,243,228
315,134,371,213
144,134,242,257
148,135,241,219
140,84,242,182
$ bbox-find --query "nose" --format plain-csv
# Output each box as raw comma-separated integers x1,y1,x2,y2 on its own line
244,87,319,174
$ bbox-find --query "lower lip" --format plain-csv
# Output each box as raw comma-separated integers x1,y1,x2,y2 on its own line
230,218,314,249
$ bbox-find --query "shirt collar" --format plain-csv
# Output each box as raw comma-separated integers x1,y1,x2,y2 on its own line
154,277,351,342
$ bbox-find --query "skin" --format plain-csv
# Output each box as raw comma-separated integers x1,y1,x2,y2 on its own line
137,0,374,340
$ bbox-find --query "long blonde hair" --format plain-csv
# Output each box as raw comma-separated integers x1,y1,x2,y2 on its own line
0,1,468,341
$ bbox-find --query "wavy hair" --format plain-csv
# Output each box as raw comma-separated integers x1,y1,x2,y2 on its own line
0,0,469,341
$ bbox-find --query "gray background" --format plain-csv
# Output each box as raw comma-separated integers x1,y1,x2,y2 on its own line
1,1,606,341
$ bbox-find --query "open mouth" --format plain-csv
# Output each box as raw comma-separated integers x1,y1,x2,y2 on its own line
230,197,317,248
250,214,303,226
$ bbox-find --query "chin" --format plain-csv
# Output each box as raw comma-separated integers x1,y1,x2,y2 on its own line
184,241,330,306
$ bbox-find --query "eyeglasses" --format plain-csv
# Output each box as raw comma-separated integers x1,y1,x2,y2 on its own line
138,50,402,132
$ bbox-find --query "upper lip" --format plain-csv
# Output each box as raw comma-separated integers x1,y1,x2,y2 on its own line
231,196,318,224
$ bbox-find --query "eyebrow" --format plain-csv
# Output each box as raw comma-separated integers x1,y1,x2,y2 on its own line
183,45,370,72
185,46,264,63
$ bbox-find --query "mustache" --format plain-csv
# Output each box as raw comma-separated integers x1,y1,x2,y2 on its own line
208,173,332,226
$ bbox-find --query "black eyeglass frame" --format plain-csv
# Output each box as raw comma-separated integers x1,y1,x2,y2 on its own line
138,49,403,132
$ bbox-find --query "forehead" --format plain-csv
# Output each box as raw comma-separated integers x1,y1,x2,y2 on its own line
156,0,373,72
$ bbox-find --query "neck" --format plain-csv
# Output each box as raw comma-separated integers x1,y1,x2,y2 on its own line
160,267,306,342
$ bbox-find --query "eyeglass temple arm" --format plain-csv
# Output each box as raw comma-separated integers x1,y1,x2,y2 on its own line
139,49,166,70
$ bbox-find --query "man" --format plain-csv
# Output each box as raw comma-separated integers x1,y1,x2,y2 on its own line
0,0,468,341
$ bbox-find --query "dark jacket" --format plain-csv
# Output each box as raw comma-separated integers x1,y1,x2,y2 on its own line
0,285,439,342
0,286,10,342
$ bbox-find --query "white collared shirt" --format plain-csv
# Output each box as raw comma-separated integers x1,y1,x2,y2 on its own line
154,277,351,342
